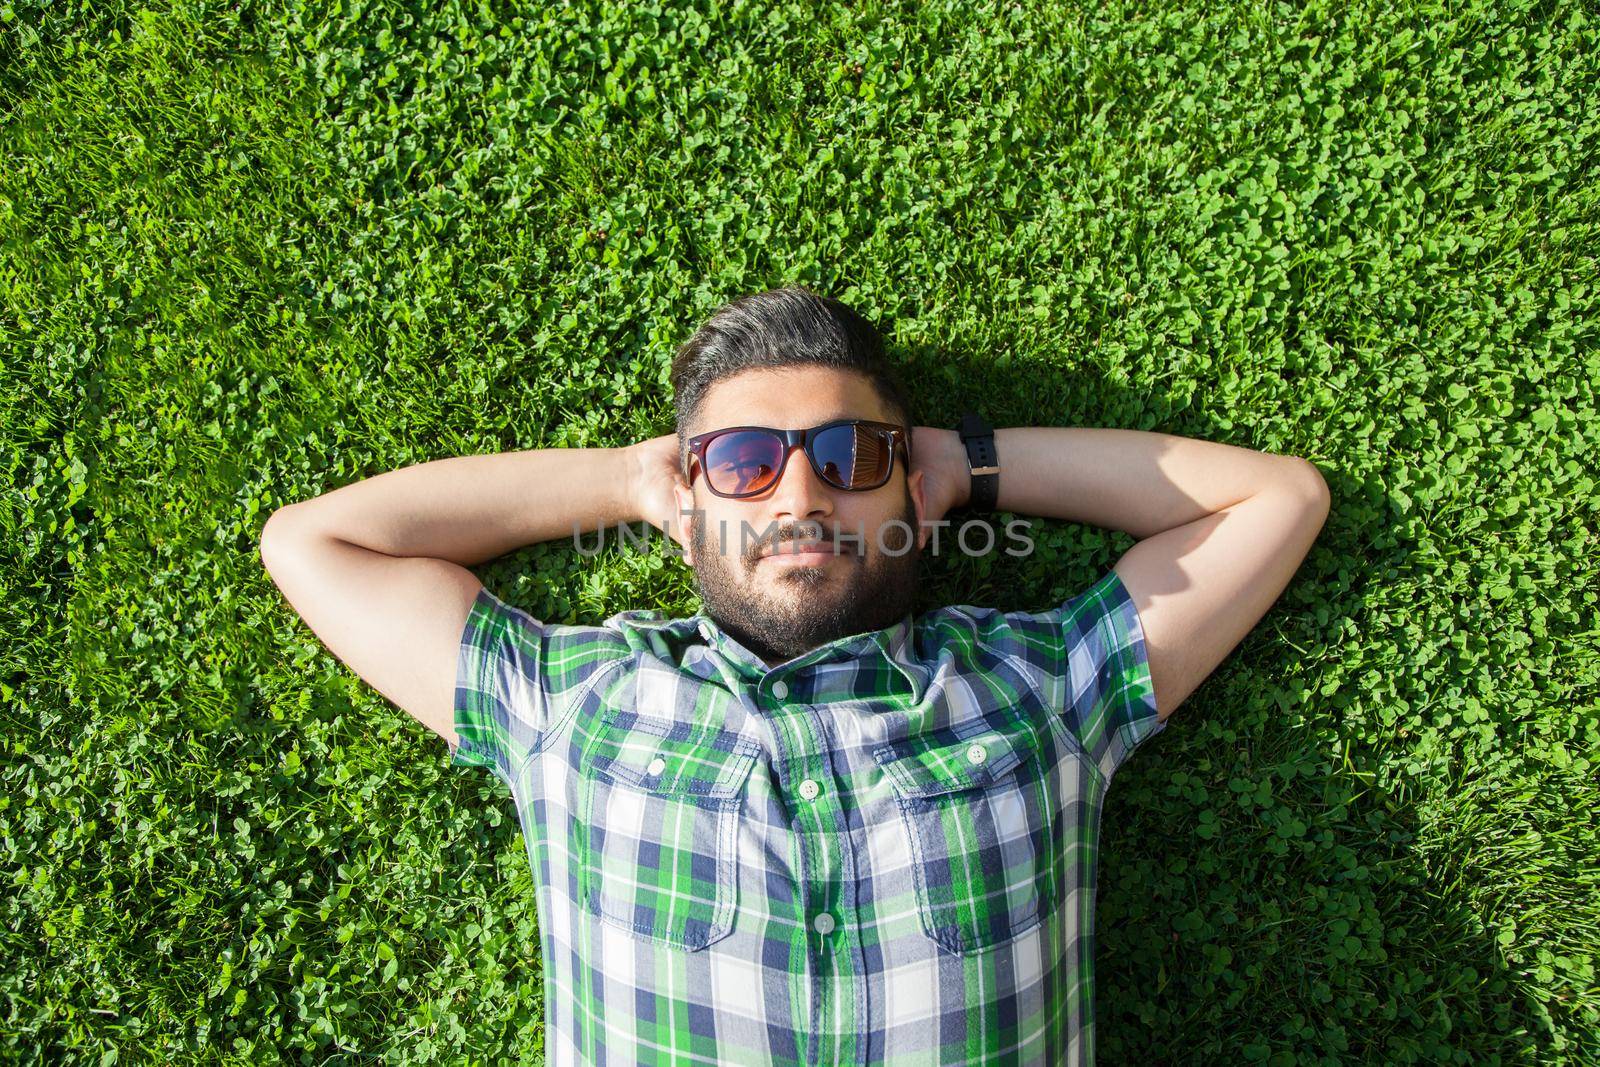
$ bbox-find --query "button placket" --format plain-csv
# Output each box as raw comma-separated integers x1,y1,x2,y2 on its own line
759,682,847,988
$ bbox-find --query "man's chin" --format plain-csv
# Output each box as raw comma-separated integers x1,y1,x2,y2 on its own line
746,575,859,613
756,564,861,599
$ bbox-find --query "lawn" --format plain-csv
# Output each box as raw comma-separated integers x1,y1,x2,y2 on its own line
3,0,1596,1062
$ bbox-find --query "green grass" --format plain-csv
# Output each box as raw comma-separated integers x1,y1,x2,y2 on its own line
3,0,1596,1061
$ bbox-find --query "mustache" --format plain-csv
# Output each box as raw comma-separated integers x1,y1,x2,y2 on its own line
751,522,865,560
752,527,857,556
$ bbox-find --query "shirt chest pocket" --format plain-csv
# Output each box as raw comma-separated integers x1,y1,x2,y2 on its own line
874,715,1065,955
579,708,762,951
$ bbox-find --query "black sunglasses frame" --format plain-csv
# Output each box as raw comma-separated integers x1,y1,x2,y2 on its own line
684,418,912,499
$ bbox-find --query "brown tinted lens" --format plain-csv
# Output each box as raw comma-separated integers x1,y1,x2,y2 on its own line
704,430,785,496
812,423,889,489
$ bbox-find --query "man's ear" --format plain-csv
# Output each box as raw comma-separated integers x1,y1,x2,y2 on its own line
909,468,930,550
672,481,696,566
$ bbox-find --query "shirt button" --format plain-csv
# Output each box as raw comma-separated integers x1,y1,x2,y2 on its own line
798,778,821,801
647,757,666,776
966,743,988,765
771,680,789,700
812,913,835,935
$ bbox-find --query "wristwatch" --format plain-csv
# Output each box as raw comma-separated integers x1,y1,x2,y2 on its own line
956,412,1000,513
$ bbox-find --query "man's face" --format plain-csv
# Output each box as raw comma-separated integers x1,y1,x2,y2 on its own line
671,366,928,667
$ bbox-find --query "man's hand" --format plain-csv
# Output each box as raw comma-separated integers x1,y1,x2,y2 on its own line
910,426,971,544
628,433,692,551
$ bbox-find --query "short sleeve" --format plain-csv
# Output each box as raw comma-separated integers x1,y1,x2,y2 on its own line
451,587,551,787
1001,566,1166,782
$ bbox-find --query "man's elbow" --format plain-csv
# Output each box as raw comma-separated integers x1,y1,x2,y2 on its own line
1285,458,1331,513
259,504,316,573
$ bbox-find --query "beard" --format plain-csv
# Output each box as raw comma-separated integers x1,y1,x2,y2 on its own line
687,488,922,666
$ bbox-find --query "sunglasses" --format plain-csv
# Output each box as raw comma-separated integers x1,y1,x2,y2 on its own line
684,418,912,499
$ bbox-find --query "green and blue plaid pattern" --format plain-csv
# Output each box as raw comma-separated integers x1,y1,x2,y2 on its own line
452,566,1165,1066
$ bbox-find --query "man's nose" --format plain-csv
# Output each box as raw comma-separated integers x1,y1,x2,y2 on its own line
766,444,834,522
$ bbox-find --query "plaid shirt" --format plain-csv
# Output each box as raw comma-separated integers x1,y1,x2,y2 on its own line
451,566,1165,1066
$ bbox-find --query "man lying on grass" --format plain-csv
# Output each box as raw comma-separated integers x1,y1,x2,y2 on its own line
260,285,1329,1066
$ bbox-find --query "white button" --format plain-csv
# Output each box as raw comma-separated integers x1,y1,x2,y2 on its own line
771,680,789,700
966,743,988,765
647,757,666,776
798,778,821,801
812,913,835,935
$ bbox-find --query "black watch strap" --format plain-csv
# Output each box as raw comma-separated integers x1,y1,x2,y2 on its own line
956,412,1000,513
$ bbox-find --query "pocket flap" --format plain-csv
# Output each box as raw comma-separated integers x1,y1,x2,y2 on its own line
592,708,761,799
873,717,1042,798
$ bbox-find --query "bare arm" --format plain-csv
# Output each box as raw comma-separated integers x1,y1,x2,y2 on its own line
921,426,1331,720
259,445,652,744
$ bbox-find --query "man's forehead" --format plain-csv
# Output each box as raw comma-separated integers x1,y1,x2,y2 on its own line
692,366,893,433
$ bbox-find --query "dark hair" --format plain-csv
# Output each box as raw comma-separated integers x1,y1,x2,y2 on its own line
669,285,914,467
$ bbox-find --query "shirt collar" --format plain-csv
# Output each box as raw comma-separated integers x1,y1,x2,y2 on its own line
618,608,924,702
